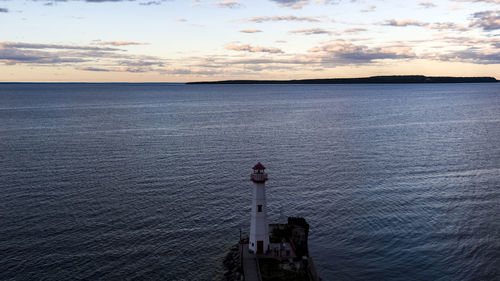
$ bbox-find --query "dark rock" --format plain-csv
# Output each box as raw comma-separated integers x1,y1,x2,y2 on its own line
223,243,242,281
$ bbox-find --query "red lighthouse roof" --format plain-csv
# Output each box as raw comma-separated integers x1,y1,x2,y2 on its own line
253,162,266,170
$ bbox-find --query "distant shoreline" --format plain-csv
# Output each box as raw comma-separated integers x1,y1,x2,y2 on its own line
0,82,185,85
187,75,498,85
1,76,498,85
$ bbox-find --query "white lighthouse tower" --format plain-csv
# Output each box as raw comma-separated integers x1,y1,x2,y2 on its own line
249,162,269,255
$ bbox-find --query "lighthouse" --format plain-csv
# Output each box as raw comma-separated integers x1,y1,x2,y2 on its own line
249,162,269,255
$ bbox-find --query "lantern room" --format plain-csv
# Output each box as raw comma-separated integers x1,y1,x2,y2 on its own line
251,162,268,183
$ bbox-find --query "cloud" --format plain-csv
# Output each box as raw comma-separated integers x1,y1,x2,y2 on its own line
343,28,367,33
0,8,8,13
470,10,500,31
84,0,135,2
121,60,163,66
309,40,415,65
139,1,162,5
430,48,500,64
18,0,172,5
162,67,220,75
270,0,309,9
416,35,500,64
78,66,159,73
222,56,317,67
226,43,284,53
78,66,110,72
439,35,500,48
0,46,88,64
382,19,429,27
451,0,500,3
240,29,262,33
91,0,165,2
246,15,321,23
428,22,470,31
167,39,424,76
289,28,336,35
314,0,340,3
215,1,242,8
76,58,166,73
1,42,120,51
190,41,417,73
0,41,165,75
418,2,437,8
98,41,149,46
360,5,376,12
380,19,469,31
120,67,150,72
315,0,362,4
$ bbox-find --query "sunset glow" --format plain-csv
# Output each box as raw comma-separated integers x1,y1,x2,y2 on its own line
1,0,499,82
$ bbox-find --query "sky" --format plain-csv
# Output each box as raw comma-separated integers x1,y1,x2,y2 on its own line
0,0,499,82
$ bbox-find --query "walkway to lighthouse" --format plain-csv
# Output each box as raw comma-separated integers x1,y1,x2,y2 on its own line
242,243,261,281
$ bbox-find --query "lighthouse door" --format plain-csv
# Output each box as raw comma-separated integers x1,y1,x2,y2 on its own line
257,241,264,254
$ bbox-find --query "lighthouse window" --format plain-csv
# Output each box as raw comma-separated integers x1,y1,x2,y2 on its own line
258,205,262,212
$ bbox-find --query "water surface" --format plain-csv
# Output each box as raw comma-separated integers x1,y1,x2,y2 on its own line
1,83,499,280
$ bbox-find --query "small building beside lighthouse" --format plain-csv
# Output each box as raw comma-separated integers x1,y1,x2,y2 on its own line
249,162,269,255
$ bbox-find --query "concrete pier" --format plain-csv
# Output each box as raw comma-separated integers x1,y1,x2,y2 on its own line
242,243,261,281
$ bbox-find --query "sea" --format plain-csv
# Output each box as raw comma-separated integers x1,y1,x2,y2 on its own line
1,83,499,281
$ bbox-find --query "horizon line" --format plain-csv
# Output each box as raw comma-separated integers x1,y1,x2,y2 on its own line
1,74,499,84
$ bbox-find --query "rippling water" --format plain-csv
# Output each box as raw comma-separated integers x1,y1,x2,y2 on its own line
1,83,499,280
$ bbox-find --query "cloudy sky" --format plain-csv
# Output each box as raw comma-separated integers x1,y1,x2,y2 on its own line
0,0,499,82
